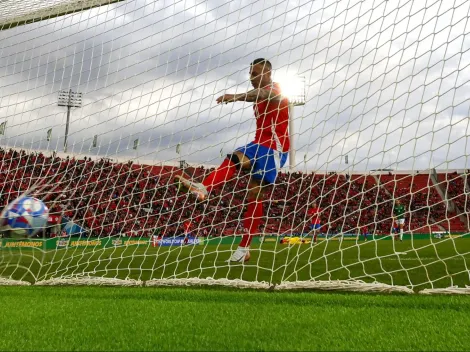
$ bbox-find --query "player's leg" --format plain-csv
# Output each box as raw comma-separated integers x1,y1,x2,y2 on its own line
308,226,315,244
399,220,404,241
313,226,319,243
202,151,251,191
228,144,287,262
228,179,263,262
174,148,251,201
52,223,59,238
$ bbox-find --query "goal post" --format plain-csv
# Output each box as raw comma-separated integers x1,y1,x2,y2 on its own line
280,75,306,171
1,0,470,295
0,0,126,30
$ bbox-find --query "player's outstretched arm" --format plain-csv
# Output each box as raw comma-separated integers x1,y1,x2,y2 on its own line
216,87,283,104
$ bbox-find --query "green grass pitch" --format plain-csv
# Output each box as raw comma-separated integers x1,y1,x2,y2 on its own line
0,286,469,351
2,236,470,289
1,237,470,350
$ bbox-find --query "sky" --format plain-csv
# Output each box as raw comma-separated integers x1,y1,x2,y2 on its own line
0,0,469,172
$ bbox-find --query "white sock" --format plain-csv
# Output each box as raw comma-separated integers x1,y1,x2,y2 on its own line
400,229,403,240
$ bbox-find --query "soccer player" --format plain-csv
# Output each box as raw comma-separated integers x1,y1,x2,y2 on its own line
47,206,62,238
306,201,321,244
175,58,289,262
361,225,369,241
182,220,191,245
393,199,406,241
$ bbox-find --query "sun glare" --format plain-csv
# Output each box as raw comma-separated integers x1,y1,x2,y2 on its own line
276,75,305,105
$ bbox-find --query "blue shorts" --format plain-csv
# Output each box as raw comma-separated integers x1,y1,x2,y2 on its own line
235,142,288,184
310,223,321,230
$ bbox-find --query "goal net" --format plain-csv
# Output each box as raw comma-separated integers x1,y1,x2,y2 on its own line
1,0,470,294
0,0,126,30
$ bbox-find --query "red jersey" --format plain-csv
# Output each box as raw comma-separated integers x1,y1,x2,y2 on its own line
253,82,290,152
307,207,321,224
48,215,61,225
183,221,192,234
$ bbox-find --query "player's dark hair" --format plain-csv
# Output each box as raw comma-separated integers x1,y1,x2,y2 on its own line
251,58,272,70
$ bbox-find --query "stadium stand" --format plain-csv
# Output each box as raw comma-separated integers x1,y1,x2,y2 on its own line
0,148,467,238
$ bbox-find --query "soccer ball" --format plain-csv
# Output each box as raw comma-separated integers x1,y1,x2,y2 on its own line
2,197,49,237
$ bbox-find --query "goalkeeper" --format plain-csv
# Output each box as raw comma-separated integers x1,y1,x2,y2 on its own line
175,58,290,263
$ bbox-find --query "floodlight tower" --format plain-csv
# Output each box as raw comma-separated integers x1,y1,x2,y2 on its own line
286,76,306,171
58,89,82,153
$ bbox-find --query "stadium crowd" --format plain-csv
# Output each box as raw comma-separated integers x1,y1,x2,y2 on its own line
0,148,467,238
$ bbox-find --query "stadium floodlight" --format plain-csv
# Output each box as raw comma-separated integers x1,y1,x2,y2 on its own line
58,90,82,153
278,75,306,170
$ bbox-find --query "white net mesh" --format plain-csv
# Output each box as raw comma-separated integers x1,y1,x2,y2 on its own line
0,0,470,294
0,0,126,29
